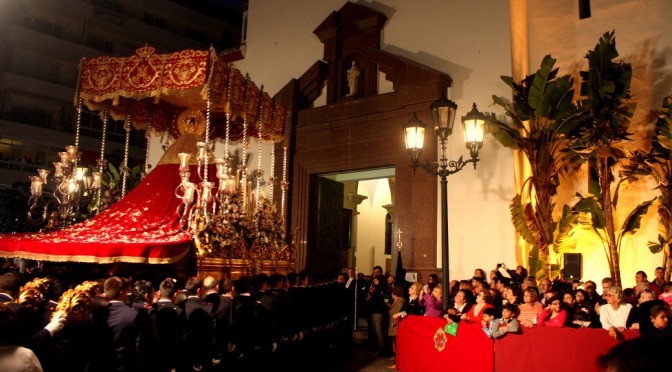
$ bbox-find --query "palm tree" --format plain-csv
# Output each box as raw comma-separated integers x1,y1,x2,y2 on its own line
620,94,672,281
563,31,638,286
487,55,582,278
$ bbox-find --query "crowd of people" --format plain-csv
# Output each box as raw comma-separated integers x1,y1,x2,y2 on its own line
1,262,672,371
0,269,356,372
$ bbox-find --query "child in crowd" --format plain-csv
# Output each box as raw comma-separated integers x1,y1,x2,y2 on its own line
648,304,672,336
480,307,496,338
491,303,521,338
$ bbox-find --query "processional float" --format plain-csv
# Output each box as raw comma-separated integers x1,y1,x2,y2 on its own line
0,45,295,279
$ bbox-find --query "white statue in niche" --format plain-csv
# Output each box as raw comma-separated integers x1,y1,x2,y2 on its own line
346,60,360,96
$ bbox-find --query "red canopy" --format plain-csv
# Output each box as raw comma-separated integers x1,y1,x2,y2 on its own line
0,163,190,264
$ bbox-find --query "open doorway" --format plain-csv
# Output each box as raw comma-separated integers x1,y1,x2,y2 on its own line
310,167,395,279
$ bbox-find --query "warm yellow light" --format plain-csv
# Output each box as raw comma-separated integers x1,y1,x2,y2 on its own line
404,126,425,150
30,176,43,196
75,167,87,181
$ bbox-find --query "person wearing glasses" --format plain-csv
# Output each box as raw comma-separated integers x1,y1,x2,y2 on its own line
600,285,633,340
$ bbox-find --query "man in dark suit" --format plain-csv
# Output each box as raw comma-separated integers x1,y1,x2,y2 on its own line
180,277,214,371
202,276,221,317
214,278,234,364
89,276,141,372
148,278,184,372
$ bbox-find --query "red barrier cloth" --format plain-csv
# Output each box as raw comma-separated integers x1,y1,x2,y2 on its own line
0,164,191,264
397,315,493,372
494,326,640,372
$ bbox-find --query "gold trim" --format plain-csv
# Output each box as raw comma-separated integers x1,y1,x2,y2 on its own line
0,248,188,265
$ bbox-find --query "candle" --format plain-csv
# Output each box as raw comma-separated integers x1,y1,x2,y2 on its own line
201,181,214,204
37,169,50,183
196,142,206,162
178,153,191,171
67,178,78,194
30,176,43,196
183,182,196,204
59,151,70,164
215,158,226,178
53,162,63,178
92,172,102,189
75,167,87,181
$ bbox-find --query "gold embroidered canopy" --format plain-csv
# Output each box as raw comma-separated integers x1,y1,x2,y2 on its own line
79,45,286,142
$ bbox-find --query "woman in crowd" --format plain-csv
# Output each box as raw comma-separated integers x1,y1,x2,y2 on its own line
443,289,473,324
503,284,523,306
394,282,424,320
518,287,544,328
537,295,567,327
600,285,633,340
473,268,487,281
462,289,494,325
420,284,443,318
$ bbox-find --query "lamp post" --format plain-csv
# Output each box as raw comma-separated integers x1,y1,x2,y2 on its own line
404,96,486,310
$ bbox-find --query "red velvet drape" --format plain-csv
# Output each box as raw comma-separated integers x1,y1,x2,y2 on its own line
0,164,191,264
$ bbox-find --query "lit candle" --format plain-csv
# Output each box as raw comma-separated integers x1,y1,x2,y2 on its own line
53,162,63,178
178,153,191,171
30,176,43,196
215,158,226,178
196,142,206,162
37,169,50,183
67,178,78,194
75,167,87,181
59,152,70,164
183,182,196,204
92,172,102,189
201,181,214,205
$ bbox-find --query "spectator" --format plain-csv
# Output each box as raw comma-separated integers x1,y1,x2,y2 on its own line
660,282,672,306
652,267,666,290
480,307,496,338
634,270,661,298
395,282,424,319
366,274,388,356
520,277,536,292
538,278,551,304
571,289,594,328
420,283,443,318
600,285,632,340
387,285,406,370
647,303,672,336
626,289,665,336
443,289,473,324
473,268,486,281
462,289,494,325
598,336,671,371
426,273,439,293
491,303,521,338
515,266,528,284
537,295,567,327
518,287,543,328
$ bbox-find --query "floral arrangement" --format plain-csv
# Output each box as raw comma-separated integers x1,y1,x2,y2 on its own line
194,188,295,261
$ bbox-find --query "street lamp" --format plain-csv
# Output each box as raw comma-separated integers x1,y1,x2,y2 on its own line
403,96,486,310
